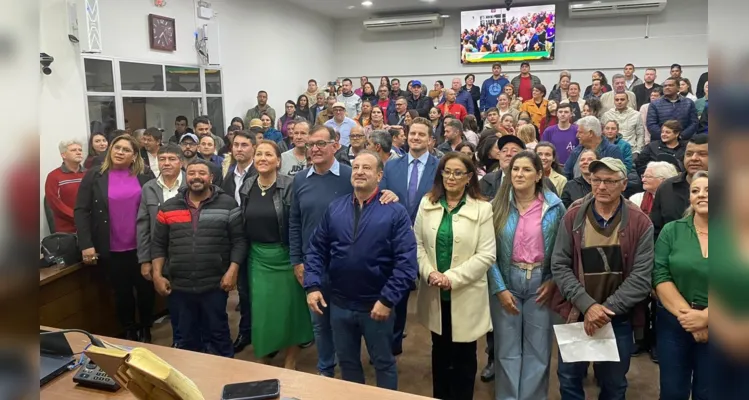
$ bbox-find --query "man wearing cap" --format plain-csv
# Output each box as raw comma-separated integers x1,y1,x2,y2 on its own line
480,135,558,199
324,102,358,147
316,95,337,125
551,157,653,400
480,63,510,115
563,116,624,180
336,78,362,119
511,62,542,105
179,133,223,186
406,80,432,118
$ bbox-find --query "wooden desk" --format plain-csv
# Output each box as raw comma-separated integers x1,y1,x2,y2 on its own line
40,330,431,400
40,264,167,337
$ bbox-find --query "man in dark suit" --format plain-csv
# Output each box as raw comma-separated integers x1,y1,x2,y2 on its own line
380,117,439,356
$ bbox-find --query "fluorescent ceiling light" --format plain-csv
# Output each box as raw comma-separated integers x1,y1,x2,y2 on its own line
347,5,355,9
361,1,373,7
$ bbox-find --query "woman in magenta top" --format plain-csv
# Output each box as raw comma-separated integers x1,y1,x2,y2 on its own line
74,134,155,342
488,151,565,399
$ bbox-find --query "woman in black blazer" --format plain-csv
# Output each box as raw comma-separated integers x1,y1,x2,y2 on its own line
74,134,156,342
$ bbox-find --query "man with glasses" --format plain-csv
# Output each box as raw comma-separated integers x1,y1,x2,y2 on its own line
347,125,367,162
324,102,357,147
380,117,439,356
387,97,409,127
290,125,398,377
564,116,624,180
179,133,222,186
552,157,653,400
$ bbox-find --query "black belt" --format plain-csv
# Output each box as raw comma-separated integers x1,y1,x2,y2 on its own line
691,302,707,311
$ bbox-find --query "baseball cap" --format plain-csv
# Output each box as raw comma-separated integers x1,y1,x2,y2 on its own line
249,118,263,128
411,80,422,87
589,157,627,177
497,135,526,151
520,61,530,68
331,102,346,110
179,133,199,143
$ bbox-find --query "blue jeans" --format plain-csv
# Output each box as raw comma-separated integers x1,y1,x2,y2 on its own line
310,283,336,377
656,304,708,400
491,265,552,400
330,304,397,390
170,289,234,358
711,339,749,399
168,294,182,345
557,315,632,400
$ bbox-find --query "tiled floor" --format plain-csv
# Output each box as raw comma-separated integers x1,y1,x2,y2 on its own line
151,291,660,399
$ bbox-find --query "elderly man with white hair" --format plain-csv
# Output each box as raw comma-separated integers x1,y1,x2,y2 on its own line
563,115,624,180
629,161,679,214
600,74,638,114
45,139,86,233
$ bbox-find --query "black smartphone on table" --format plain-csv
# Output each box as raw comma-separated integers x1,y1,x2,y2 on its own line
221,379,281,400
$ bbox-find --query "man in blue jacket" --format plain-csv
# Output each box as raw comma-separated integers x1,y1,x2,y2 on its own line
380,117,439,355
480,63,510,115
305,150,418,391
646,77,698,141
564,116,624,180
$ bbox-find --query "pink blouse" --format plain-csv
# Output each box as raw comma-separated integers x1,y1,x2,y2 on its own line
511,195,545,264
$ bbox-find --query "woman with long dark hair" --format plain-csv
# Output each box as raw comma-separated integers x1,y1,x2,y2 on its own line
230,117,245,130
296,95,313,122
414,152,495,400
534,141,567,195
361,82,377,103
584,71,612,97
380,76,391,91
74,134,155,342
489,151,565,400
84,132,109,169
464,73,482,125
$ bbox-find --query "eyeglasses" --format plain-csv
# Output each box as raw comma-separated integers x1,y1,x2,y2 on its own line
180,142,197,148
441,170,467,179
350,134,365,139
590,178,624,187
305,140,334,149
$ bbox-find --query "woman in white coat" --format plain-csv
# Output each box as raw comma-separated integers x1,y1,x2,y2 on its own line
414,152,497,400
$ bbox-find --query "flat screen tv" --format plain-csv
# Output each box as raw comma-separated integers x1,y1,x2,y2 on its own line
461,5,556,64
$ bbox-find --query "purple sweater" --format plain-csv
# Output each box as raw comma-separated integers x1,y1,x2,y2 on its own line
108,169,142,252
541,123,579,164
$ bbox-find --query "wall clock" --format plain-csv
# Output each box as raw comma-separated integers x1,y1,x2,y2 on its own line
148,14,176,51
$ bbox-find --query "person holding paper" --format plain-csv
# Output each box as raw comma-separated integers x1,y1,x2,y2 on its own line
653,170,709,400
550,157,654,400
488,151,565,400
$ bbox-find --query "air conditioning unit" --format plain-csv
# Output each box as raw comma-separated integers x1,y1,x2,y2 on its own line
363,14,444,32
569,0,667,18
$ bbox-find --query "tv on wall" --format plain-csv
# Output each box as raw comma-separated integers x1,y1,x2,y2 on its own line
460,4,556,64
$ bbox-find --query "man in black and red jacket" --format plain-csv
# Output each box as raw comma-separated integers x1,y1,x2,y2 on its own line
150,159,246,358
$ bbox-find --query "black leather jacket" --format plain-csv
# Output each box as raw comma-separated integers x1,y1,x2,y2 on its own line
239,173,293,246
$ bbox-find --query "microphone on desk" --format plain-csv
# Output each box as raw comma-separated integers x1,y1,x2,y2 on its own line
40,329,106,348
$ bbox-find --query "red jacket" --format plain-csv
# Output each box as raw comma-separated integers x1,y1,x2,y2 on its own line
45,164,86,233
438,102,468,122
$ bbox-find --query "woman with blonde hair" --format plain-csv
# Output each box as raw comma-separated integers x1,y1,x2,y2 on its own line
75,134,156,342
516,124,538,150
489,151,565,400
415,152,496,399
653,170,708,399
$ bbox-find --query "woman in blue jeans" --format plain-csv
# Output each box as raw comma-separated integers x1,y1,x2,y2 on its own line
489,150,565,399
653,170,709,400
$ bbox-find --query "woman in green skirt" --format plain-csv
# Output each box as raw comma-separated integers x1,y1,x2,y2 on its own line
239,139,313,369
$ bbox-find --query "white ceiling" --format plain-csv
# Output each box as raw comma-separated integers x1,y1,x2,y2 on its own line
285,0,549,19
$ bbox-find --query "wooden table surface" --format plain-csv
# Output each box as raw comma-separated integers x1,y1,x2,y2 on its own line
40,263,82,286
40,329,431,400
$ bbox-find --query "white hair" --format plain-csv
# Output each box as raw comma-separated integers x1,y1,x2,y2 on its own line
132,128,146,138
59,139,83,154
646,161,678,180
577,116,602,137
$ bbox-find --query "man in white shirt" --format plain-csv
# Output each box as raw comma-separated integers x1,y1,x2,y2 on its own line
141,127,162,177
280,121,311,177
600,74,637,113
601,92,646,154
324,102,358,147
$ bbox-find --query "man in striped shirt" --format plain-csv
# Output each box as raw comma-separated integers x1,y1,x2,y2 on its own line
44,140,86,233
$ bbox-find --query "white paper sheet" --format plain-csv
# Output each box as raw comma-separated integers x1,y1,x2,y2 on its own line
553,322,620,363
